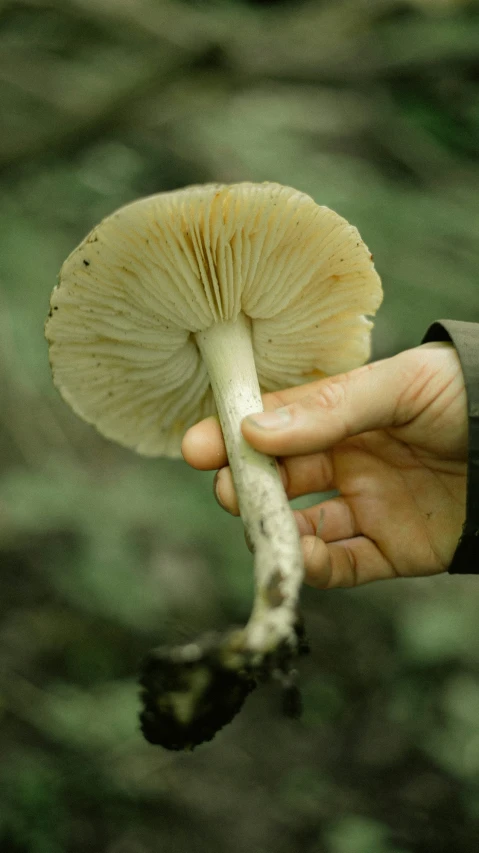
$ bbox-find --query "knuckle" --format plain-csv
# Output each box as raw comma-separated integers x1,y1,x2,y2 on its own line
308,377,348,412
263,390,288,411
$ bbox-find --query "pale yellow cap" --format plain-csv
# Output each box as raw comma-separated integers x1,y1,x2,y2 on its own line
46,182,382,456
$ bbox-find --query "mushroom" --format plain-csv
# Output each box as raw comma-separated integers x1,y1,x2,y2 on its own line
45,182,382,749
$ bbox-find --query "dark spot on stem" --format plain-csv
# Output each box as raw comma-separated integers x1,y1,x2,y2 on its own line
83,259,90,267
265,569,285,608
244,528,255,553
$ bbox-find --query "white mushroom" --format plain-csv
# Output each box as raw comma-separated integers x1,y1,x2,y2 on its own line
46,182,382,748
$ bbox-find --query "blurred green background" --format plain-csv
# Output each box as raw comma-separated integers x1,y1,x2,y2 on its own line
1,0,479,851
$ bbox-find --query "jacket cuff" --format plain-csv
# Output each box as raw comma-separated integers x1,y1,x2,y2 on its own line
422,320,479,574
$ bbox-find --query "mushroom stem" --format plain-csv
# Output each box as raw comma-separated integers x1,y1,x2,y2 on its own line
195,311,304,657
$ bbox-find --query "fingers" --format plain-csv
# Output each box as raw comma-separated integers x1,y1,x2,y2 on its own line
239,345,456,458
214,467,240,515
301,535,398,589
182,351,401,468
214,476,399,588
181,416,227,470
294,497,359,542
181,390,287,469
239,361,395,457
183,342,464,468
240,495,398,587
214,453,336,517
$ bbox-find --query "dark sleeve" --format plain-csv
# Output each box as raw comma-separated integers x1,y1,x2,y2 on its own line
422,320,479,574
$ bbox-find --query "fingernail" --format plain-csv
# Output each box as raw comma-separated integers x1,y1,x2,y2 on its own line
213,470,226,509
246,408,291,430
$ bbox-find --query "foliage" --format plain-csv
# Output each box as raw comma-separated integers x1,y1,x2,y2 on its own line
0,0,478,851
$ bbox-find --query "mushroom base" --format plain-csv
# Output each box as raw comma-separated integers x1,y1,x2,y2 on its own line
139,618,309,750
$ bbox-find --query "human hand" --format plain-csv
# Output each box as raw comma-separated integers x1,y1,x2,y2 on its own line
182,343,467,589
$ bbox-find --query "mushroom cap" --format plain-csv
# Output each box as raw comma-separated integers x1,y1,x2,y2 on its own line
46,182,382,456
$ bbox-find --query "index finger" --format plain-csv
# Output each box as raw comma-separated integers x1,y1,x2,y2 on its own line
181,385,318,470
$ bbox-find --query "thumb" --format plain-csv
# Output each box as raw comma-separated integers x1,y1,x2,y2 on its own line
241,346,436,457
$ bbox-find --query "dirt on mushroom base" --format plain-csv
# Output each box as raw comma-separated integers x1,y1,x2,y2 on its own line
139,619,310,750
